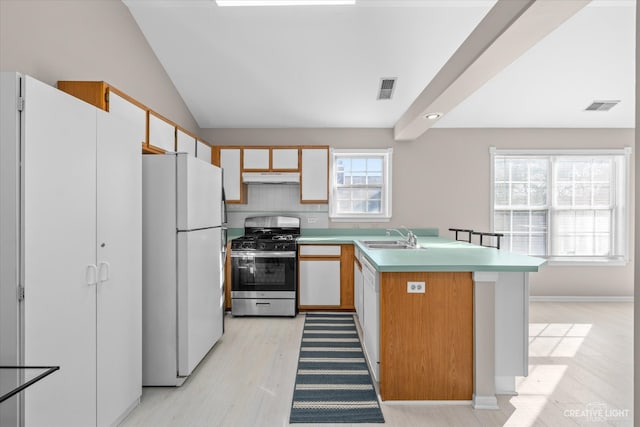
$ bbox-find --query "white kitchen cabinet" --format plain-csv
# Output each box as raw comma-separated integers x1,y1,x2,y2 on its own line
271,148,299,170
219,148,243,203
176,129,196,157
300,147,329,203
361,256,380,382
148,111,176,153
243,148,270,170
299,259,341,306
0,73,141,427
107,90,146,149
353,249,363,320
196,140,212,163
495,272,529,384
299,245,341,257
298,245,341,307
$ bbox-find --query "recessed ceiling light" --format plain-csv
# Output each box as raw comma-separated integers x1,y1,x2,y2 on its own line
424,113,442,120
216,0,356,6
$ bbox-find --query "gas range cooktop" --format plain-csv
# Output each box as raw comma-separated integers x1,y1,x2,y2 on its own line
231,215,301,252
231,234,298,251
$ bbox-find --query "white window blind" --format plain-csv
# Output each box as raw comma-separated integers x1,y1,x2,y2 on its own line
491,148,630,264
330,148,392,221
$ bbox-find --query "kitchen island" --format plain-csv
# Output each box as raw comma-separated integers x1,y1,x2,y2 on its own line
297,232,545,409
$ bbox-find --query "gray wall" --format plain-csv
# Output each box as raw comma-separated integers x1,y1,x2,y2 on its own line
0,0,201,137
203,127,635,298
0,0,634,300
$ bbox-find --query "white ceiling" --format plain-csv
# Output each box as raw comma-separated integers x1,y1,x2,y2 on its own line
123,0,635,129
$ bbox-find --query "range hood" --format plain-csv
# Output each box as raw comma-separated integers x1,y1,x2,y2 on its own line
242,172,300,184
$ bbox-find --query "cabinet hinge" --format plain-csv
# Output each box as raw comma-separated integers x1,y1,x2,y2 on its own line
17,97,24,111
104,91,109,104
18,285,24,301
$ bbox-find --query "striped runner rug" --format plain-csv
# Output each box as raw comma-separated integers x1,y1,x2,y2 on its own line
289,313,385,423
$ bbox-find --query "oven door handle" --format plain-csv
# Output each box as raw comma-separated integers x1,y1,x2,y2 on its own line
231,252,297,258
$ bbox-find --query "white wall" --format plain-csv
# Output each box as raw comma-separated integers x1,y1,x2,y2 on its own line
203,127,635,298
0,0,201,136
634,0,639,420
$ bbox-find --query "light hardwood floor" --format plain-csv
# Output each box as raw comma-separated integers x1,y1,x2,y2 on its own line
120,302,633,427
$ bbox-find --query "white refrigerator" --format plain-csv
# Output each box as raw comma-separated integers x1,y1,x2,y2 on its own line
142,153,224,386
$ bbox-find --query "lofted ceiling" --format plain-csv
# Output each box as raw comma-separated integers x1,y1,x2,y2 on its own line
123,0,635,130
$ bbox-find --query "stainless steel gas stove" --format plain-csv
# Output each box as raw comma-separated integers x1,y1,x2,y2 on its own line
230,216,300,317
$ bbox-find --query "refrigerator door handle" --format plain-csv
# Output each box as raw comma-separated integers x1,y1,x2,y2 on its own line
98,261,110,284
86,264,98,286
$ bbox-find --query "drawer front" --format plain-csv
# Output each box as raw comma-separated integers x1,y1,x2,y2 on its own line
231,298,296,317
299,245,341,256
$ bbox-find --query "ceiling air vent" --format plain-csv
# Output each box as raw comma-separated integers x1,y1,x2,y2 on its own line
585,100,620,111
377,78,397,100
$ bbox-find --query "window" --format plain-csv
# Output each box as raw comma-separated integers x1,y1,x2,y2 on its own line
329,148,392,221
491,148,631,264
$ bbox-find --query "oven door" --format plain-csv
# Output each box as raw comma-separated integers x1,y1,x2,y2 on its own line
231,251,297,296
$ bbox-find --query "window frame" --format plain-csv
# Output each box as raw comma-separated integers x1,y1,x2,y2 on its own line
329,148,393,222
489,147,632,266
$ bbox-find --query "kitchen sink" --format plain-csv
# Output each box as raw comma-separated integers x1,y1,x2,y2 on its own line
360,240,418,250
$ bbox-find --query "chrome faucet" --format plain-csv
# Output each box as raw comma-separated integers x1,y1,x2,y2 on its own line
386,228,406,239
386,226,418,248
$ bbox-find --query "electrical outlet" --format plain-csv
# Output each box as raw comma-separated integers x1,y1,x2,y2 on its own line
407,281,425,294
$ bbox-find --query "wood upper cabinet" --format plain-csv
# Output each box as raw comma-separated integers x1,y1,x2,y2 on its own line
219,147,244,203
300,147,329,203
176,128,197,157
196,140,212,164
213,144,327,205
148,111,176,153
243,148,270,170
57,80,212,156
57,80,109,110
242,147,300,171
271,147,299,171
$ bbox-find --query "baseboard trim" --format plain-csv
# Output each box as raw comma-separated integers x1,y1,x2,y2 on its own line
383,400,472,406
495,376,517,396
472,395,499,410
530,296,634,302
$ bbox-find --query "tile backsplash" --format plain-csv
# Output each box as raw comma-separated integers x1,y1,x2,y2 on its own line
226,184,329,228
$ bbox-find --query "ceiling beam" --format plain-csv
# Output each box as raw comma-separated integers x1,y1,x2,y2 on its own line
393,0,591,141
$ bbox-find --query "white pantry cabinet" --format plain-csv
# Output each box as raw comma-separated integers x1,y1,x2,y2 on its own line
0,73,141,427
219,147,243,203
300,147,329,203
